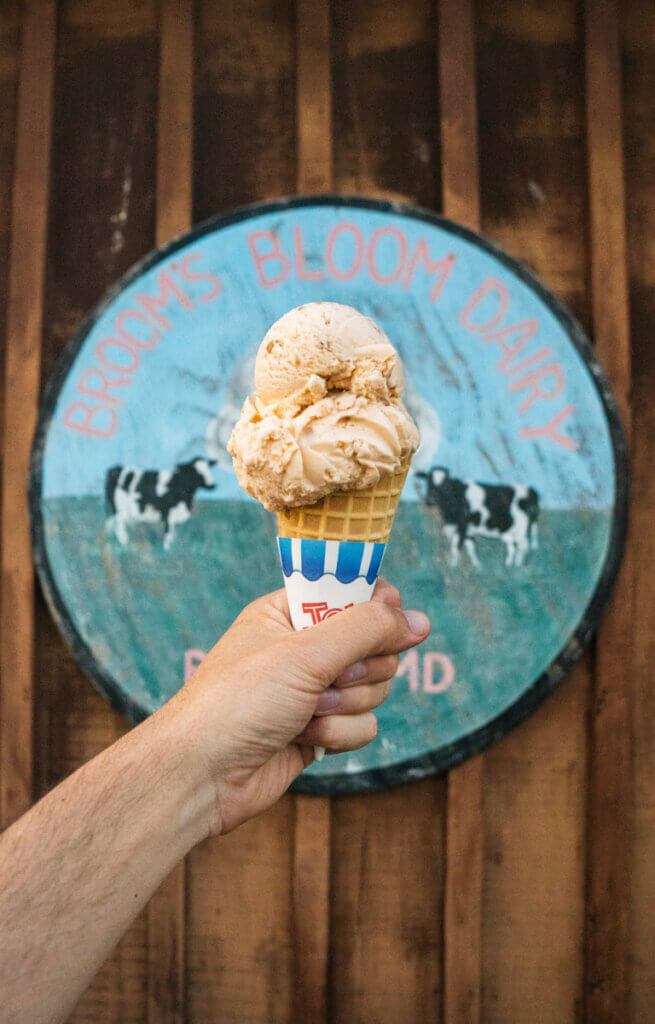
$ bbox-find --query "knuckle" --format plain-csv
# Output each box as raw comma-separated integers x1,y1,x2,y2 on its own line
374,578,401,606
382,581,402,607
379,679,393,703
317,718,341,748
366,600,399,638
384,653,399,678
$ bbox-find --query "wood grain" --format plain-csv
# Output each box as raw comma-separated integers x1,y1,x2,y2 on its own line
293,4,333,1021
146,5,193,1020
0,0,55,829
0,4,20,721
187,806,295,1024
437,2,482,1021
331,782,445,1022
438,0,480,231
623,8,655,1019
476,3,589,1021
296,0,332,195
0,2,645,1019
34,2,159,1019
331,0,438,208
186,3,297,1021
330,3,444,1021
0,3,20,437
292,797,331,1023
584,2,633,1021
156,0,193,248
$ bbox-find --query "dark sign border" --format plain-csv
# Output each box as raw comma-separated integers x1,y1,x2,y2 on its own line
29,195,629,795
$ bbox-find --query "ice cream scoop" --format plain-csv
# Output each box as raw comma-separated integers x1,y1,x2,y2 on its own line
228,302,419,510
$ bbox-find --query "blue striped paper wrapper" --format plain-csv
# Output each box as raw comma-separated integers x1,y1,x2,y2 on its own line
277,537,386,631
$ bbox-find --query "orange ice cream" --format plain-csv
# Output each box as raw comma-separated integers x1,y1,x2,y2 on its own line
228,302,419,511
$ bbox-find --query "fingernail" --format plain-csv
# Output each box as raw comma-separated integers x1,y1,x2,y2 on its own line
401,609,430,635
336,661,367,685
315,687,343,715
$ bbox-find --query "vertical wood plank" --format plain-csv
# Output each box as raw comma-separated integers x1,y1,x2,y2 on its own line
437,0,480,230
330,3,444,1021
186,3,297,1021
584,2,632,1021
476,4,589,1021
147,7,193,1020
36,2,159,1019
156,0,193,246
331,0,439,208
623,7,655,1018
331,782,445,1022
296,0,332,195
437,2,482,1021
292,797,331,1024
0,2,21,415
293,3,332,1022
0,0,55,828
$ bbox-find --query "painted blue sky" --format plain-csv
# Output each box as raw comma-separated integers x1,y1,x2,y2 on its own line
42,204,617,509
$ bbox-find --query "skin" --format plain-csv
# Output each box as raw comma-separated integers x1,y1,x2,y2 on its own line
0,581,430,1024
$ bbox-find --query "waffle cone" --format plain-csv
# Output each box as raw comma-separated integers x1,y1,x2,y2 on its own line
277,458,412,544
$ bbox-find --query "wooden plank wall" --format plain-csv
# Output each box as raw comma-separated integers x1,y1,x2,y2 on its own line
0,1,649,1021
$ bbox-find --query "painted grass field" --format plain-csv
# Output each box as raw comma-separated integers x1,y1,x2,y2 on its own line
40,498,611,781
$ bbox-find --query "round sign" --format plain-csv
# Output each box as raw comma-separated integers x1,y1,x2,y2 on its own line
31,197,628,794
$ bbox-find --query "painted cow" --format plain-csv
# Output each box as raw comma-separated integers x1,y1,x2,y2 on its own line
105,457,216,550
416,466,539,568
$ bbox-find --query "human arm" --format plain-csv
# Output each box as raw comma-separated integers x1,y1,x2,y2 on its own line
0,583,430,1024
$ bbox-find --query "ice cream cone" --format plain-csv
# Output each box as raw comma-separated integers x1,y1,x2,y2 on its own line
276,458,411,544
227,303,420,768
277,458,412,761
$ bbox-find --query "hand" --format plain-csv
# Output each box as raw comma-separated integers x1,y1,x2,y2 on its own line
163,581,430,834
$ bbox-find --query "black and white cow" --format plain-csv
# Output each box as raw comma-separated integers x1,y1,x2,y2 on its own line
416,466,539,568
105,457,216,550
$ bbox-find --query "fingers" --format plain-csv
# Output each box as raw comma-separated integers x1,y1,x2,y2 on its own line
289,601,431,689
296,712,378,752
335,653,399,688
314,679,392,717
371,578,402,608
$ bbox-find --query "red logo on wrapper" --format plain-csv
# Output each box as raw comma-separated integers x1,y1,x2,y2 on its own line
302,601,354,625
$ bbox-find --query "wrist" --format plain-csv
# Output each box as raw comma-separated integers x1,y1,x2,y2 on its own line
141,696,218,851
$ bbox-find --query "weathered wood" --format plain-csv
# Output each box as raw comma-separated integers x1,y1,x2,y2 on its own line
34,2,159,1019
186,3,296,1021
437,2,482,1021
0,4,20,394
292,797,330,1023
331,782,444,1021
482,667,588,1023
0,0,55,828
623,8,655,1019
156,0,192,247
331,0,438,208
187,806,295,1024
296,0,332,195
193,0,296,215
146,3,193,1021
0,1,642,1019
329,3,444,1021
476,3,589,1021
584,2,633,1021
293,5,332,1021
0,7,20,739
438,0,480,231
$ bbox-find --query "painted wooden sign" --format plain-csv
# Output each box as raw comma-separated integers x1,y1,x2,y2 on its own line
30,197,628,793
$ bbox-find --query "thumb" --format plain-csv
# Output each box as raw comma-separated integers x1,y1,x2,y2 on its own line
285,599,430,691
